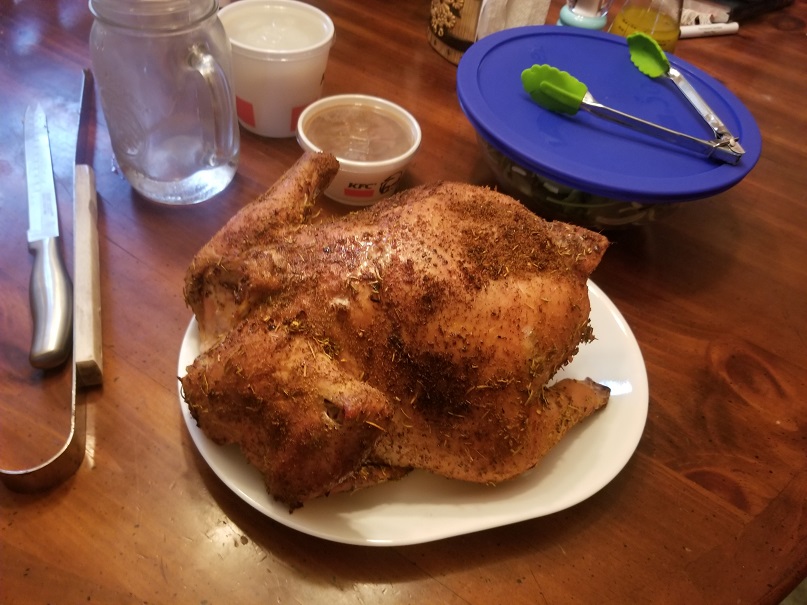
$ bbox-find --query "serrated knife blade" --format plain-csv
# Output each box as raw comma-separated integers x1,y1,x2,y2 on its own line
24,103,72,369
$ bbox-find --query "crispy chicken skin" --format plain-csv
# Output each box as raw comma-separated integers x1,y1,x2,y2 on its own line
181,151,610,509
183,151,340,352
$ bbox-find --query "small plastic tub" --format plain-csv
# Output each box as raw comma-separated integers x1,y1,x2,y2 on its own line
297,94,421,206
219,0,334,138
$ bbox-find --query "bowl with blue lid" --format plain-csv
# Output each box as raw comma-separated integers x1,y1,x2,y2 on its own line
456,26,761,228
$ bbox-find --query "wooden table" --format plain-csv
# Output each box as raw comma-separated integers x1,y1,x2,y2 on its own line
2,1,805,603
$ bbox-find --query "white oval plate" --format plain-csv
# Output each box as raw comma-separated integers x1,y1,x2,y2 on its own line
177,281,648,546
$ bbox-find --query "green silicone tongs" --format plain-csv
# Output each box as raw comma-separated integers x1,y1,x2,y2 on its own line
626,32,744,156
521,64,743,165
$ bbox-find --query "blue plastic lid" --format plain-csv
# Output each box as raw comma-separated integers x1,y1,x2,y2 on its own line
457,26,761,203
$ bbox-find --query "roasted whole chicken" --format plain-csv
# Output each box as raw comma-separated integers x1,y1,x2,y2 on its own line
181,152,611,509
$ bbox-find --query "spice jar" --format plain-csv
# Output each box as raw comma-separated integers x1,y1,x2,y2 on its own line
89,0,240,204
428,0,484,64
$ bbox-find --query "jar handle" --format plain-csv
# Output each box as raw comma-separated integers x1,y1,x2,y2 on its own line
188,44,236,165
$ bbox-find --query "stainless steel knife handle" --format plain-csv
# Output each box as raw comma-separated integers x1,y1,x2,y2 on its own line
29,236,72,368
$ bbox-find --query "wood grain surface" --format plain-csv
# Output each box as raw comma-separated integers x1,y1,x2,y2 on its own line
1,1,805,603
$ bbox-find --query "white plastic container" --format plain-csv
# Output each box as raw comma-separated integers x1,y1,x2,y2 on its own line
219,0,334,138
296,94,422,206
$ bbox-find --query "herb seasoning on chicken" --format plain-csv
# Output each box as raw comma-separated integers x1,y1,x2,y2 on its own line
181,151,611,510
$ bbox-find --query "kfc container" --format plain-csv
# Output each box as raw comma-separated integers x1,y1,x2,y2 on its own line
296,94,421,206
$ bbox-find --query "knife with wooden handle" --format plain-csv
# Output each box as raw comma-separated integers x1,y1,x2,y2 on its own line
24,103,73,369
74,68,103,385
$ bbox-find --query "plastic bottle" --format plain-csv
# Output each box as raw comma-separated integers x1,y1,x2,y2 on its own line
558,0,613,30
608,0,683,52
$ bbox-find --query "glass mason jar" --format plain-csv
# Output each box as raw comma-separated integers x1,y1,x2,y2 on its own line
89,0,240,204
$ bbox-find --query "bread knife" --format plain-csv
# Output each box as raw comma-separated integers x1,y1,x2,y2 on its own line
24,104,73,369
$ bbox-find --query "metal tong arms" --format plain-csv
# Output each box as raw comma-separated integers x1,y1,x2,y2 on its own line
0,166,102,492
667,66,745,155
580,92,744,165
1,71,102,492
